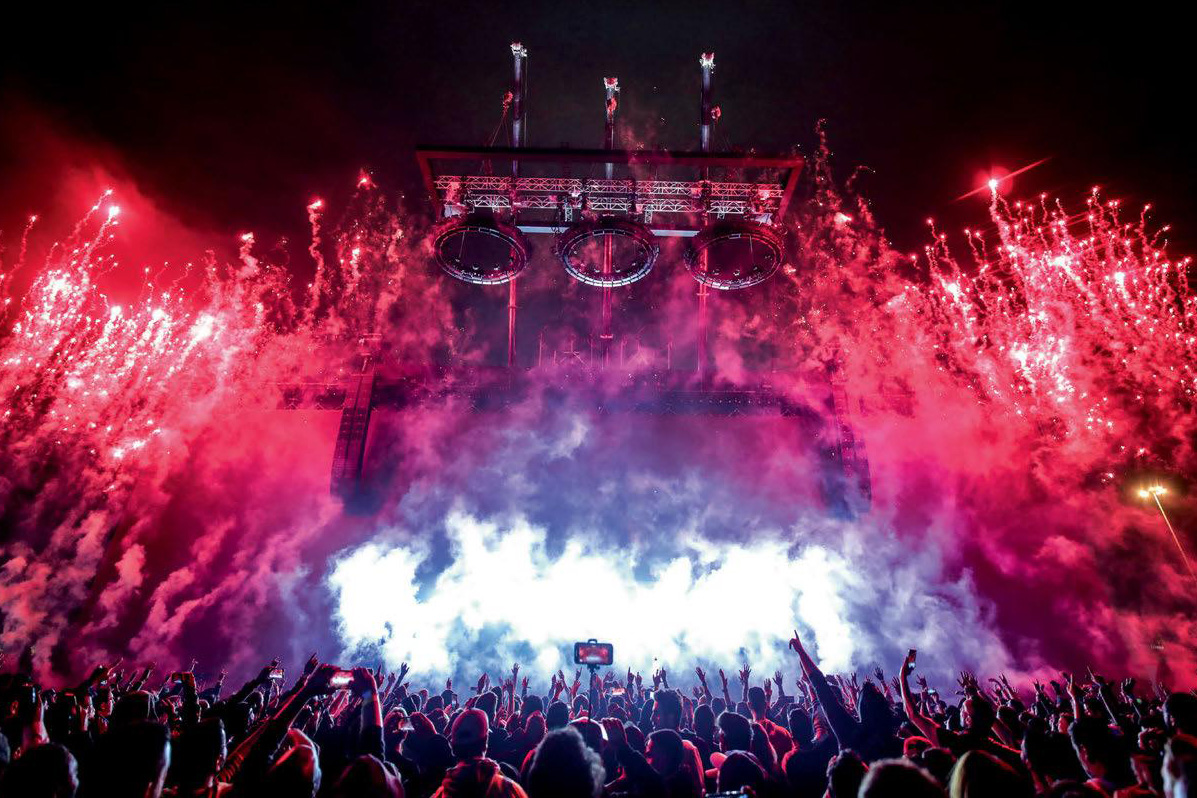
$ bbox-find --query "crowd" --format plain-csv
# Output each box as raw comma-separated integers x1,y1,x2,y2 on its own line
2,631,1196,797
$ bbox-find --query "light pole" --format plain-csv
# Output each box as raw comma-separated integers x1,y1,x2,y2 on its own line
1138,485,1196,582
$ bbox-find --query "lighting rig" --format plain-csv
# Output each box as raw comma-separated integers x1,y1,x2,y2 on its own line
282,44,870,514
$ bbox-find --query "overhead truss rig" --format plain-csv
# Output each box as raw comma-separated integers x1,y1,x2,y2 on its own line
310,44,870,514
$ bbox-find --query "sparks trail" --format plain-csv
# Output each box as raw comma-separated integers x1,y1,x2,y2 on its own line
0,180,428,673
0,157,1194,683
795,141,1195,485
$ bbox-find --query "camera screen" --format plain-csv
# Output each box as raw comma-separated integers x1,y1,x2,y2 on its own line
573,641,613,666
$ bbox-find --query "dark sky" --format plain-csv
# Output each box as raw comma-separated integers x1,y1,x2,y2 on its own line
1,0,1193,250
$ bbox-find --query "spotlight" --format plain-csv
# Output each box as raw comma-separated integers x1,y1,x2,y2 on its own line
556,217,658,287
685,220,785,290
433,214,530,285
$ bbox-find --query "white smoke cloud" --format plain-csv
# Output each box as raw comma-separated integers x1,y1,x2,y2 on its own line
328,505,1012,684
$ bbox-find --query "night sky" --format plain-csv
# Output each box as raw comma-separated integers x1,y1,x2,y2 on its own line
1,1,1193,253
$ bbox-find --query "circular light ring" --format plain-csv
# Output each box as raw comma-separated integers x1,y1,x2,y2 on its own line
557,217,660,287
685,220,785,290
433,217,530,285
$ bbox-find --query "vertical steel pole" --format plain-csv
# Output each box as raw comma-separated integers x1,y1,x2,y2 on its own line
600,77,619,368
696,53,715,376
507,43,528,369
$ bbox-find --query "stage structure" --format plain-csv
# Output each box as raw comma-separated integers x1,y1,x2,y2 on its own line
282,44,871,513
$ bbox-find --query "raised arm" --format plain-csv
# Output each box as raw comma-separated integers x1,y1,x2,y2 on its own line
899,650,941,744
719,669,733,707
788,630,858,747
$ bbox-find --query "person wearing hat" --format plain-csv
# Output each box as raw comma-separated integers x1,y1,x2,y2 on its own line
432,709,526,798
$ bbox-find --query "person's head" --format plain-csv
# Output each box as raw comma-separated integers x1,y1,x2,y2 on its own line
474,691,498,722
858,682,893,729
949,749,1032,798
717,751,767,794
523,694,543,717
0,743,78,798
92,722,171,798
645,729,684,776
545,700,570,730
1022,727,1085,785
222,702,255,742
827,749,868,798
1069,715,1130,783
265,729,322,798
523,711,546,744
859,758,946,798
625,723,646,754
1164,733,1197,798
693,704,715,740
747,686,768,719
788,706,814,746
110,691,154,729
525,727,605,798
716,710,752,752
332,755,401,798
651,689,682,731
960,694,995,733
169,717,226,791
450,708,489,761
428,708,448,735
1166,694,1197,737
904,735,933,760
571,694,589,717
568,718,603,755
917,747,957,788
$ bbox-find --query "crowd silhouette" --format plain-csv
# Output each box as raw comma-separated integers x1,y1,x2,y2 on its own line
1,631,1193,797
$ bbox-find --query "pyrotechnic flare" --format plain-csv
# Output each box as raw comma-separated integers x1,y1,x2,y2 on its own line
0,148,1194,684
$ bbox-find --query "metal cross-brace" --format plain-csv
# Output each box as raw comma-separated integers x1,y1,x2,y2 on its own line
417,147,803,236
330,353,378,496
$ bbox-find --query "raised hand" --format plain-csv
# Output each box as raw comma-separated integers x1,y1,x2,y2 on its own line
1121,677,1136,697
304,664,339,696
601,718,627,749
350,666,378,696
763,679,772,703
915,674,928,691
874,667,885,682
398,662,410,683
303,653,320,676
511,663,520,683
738,665,751,685
773,670,785,690
901,650,917,677
521,676,529,692
695,666,708,687
890,676,901,695
789,629,805,654
718,669,729,689
446,677,453,692
256,659,281,684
